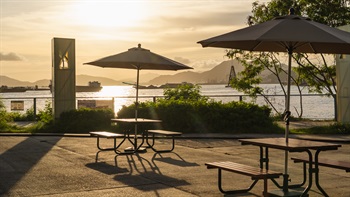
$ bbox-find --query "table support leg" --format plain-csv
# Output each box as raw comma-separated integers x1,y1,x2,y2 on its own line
134,123,138,151
259,147,269,169
301,150,313,196
282,174,289,192
126,131,135,145
314,150,329,197
124,130,147,154
136,131,146,150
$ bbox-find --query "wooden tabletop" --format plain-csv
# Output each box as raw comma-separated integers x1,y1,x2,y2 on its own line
111,118,162,123
239,138,341,152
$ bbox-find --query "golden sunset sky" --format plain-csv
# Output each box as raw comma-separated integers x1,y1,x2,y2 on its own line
0,0,271,82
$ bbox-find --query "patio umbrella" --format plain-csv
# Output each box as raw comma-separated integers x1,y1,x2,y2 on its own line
85,44,192,152
84,44,193,119
198,9,350,194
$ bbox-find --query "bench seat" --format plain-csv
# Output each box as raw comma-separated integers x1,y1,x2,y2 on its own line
205,161,282,196
291,157,350,172
90,131,124,138
147,130,182,136
146,130,182,153
89,131,131,160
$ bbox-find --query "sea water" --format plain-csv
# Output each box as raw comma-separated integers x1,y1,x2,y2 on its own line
0,84,335,120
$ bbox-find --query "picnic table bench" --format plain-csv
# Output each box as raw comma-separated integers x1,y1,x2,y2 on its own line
205,161,282,196
291,157,350,172
89,131,134,161
146,130,182,153
291,156,350,188
290,156,350,194
90,131,125,151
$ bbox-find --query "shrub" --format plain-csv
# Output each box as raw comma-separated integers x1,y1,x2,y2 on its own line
117,84,277,133
3,108,36,122
0,99,19,132
0,110,9,131
53,108,115,133
37,101,53,124
117,99,277,133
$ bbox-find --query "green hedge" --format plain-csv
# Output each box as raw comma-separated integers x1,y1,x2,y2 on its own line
117,100,279,133
52,108,115,133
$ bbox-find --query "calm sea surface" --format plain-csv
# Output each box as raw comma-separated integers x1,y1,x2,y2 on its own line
0,84,334,120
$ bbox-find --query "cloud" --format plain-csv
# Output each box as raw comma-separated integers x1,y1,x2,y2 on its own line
192,59,225,71
174,57,191,64
0,52,24,61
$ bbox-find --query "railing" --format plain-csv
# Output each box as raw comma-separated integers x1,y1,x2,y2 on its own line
0,94,335,120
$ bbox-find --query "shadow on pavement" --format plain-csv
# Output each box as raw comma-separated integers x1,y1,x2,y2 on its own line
0,136,61,195
85,162,129,174
152,152,199,167
112,153,191,191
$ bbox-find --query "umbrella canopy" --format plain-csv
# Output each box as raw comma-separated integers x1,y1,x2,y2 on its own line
198,12,350,140
198,14,350,54
84,44,193,119
85,44,192,152
85,44,193,70
198,10,350,195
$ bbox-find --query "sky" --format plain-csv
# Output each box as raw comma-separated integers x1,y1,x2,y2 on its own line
0,0,271,82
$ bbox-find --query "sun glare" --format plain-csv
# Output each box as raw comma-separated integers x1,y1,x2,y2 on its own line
70,1,148,28
97,86,134,115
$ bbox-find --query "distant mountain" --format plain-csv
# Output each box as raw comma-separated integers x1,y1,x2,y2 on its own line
33,79,51,86
148,60,292,85
0,75,122,87
0,76,36,86
76,75,122,86
148,60,244,85
1,60,293,87
121,72,160,84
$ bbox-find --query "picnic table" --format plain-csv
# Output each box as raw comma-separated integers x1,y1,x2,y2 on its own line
111,118,162,153
239,138,342,197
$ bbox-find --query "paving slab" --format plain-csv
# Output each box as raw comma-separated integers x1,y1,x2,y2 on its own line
0,135,349,197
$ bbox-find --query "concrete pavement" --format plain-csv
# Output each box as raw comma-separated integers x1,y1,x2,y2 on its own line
0,134,349,197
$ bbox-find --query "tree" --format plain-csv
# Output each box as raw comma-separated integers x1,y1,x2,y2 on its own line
227,49,302,116
162,84,209,102
227,0,350,118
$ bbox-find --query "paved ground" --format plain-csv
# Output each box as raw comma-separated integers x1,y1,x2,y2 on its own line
0,134,349,197
276,120,336,130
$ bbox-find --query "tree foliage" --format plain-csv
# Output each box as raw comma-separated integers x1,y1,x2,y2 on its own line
227,0,349,118
0,99,8,130
162,84,209,102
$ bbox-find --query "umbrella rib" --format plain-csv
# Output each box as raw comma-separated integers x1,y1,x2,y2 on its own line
276,41,293,53
130,64,139,69
252,41,263,51
295,42,316,53
277,41,313,54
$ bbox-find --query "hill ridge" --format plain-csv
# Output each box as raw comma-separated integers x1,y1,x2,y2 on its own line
1,60,288,86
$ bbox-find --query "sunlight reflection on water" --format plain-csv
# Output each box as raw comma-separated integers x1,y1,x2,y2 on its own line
0,84,334,119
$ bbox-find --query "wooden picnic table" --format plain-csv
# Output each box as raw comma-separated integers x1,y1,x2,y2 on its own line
239,138,341,197
111,118,162,153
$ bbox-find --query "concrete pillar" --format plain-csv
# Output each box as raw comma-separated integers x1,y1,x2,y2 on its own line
51,38,76,119
335,25,350,123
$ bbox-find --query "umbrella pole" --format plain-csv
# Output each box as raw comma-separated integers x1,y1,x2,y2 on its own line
134,67,140,151
135,67,139,120
285,52,292,142
282,51,293,193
